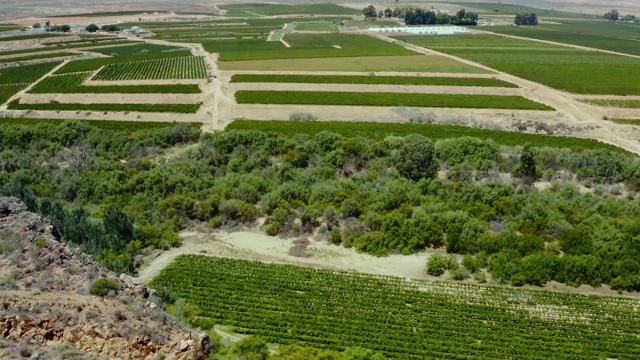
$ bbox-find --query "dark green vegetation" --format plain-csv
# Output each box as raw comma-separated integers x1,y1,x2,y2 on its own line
0,85,24,104
0,34,66,42
89,43,190,57
209,34,417,61
583,99,640,108
153,255,640,359
612,119,640,125
0,62,60,84
7,99,200,114
3,122,640,290
0,39,135,56
231,74,517,87
395,34,640,95
0,52,76,64
55,51,194,73
0,117,202,131
30,73,201,94
226,121,623,153
218,3,360,16
452,2,595,18
0,25,25,32
235,91,553,110
486,22,640,56
92,56,207,80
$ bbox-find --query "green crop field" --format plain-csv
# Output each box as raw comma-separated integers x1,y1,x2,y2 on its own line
293,22,340,32
0,40,135,56
219,55,489,73
0,25,25,32
611,119,640,125
583,99,640,108
343,20,398,27
227,120,623,152
152,255,640,359
213,34,417,61
231,74,517,87
0,85,25,105
88,43,190,57
395,34,640,95
451,2,595,18
55,51,196,74
0,52,76,64
0,117,202,131
30,72,201,94
218,3,360,16
0,62,60,84
485,26,640,56
235,90,553,110
0,34,66,42
7,99,201,114
92,56,207,80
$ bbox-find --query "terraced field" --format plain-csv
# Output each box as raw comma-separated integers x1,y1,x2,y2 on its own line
231,74,516,87
293,22,339,32
394,34,640,95
7,99,200,113
93,56,207,80
30,73,201,94
152,255,640,359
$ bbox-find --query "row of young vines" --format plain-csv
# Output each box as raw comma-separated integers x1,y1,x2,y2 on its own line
151,255,640,359
93,56,207,80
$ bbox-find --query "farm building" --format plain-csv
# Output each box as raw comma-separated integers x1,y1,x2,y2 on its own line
122,26,151,36
369,26,470,35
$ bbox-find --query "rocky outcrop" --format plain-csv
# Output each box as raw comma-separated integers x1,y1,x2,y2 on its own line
0,197,212,360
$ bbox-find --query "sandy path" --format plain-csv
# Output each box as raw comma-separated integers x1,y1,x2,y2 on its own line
0,60,68,108
229,82,522,96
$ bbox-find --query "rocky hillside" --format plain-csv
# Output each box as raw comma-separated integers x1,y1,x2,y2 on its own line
0,197,212,360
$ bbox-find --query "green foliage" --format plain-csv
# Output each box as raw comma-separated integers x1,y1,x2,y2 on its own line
8,99,201,113
89,43,189,56
426,253,447,276
55,51,192,74
0,62,61,85
231,74,517,87
514,143,538,183
227,121,624,153
235,91,553,110
30,72,201,94
233,336,269,360
93,56,207,80
0,52,75,64
153,255,640,358
89,277,119,297
396,135,437,181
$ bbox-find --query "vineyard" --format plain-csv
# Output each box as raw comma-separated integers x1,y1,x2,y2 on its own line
235,90,554,110
284,34,339,48
30,72,201,94
583,99,640,108
0,62,61,85
293,22,340,32
92,56,207,81
7,99,201,113
0,85,25,105
152,255,640,359
230,74,517,87
226,120,625,153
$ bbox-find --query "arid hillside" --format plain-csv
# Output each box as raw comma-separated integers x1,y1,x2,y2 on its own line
0,197,213,360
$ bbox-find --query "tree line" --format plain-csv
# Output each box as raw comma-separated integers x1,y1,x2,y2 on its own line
1,121,640,291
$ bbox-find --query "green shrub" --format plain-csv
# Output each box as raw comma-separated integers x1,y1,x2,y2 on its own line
426,254,447,276
90,277,119,297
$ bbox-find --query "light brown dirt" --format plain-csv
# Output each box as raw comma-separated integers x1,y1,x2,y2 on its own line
19,93,203,104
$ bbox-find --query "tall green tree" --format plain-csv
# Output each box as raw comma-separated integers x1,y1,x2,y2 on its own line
396,135,438,181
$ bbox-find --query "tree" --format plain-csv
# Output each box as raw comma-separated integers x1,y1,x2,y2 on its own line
85,24,99,33
33,23,41,29
384,8,392,18
604,9,620,21
363,5,377,19
378,10,384,19
426,253,447,276
45,21,50,29
61,24,71,32
396,135,438,181
514,13,538,25
233,336,269,360
514,143,537,183
456,8,466,19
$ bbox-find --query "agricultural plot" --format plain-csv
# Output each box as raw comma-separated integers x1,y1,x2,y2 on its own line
218,3,360,16
293,22,339,32
486,26,640,56
343,20,398,27
0,85,25,105
219,55,489,73
227,120,623,152
216,34,417,61
92,56,207,81
0,117,202,131
582,99,640,108
235,90,553,110
231,74,517,87
395,34,640,95
612,119,640,125
0,62,60,84
0,52,76,64
89,43,190,57
0,34,66,42
451,2,594,18
7,99,200,114
152,255,640,359
55,51,193,74
30,72,201,94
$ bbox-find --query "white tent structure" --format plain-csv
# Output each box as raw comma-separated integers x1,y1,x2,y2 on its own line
369,26,470,35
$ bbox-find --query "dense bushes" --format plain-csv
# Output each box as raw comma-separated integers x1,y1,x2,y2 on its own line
2,121,640,291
